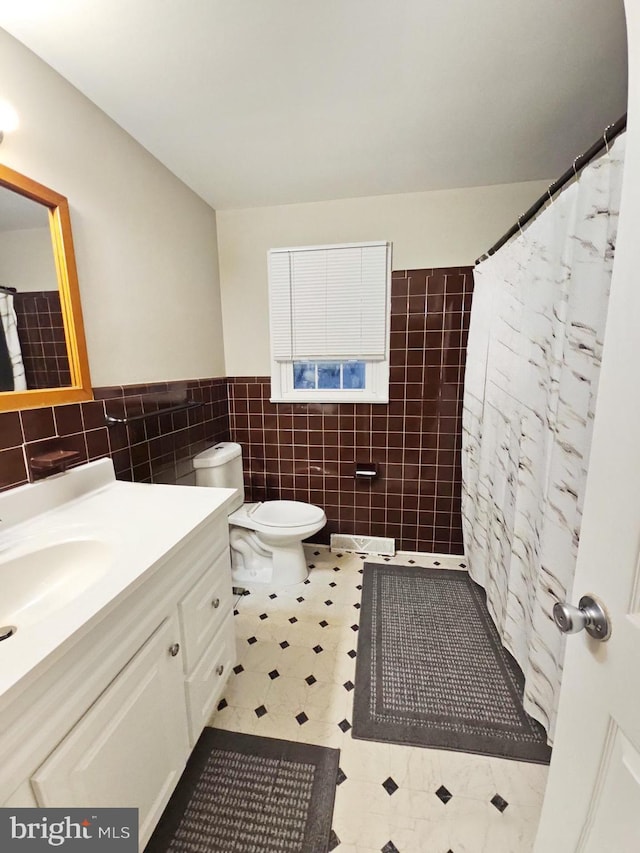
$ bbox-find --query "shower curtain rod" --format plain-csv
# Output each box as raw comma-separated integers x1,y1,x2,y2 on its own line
476,113,627,265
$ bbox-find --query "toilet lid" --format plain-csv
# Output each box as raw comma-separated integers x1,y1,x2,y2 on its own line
250,500,325,528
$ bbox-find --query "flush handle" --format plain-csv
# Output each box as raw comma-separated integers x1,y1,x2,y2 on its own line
552,594,611,641
168,643,180,657
212,598,220,609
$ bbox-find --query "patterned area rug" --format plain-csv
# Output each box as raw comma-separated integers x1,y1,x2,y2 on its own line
353,564,552,764
145,729,340,853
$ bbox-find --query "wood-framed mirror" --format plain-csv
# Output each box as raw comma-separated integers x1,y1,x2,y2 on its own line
0,164,92,412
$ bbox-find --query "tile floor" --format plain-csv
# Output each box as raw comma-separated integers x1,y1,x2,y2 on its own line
209,546,548,853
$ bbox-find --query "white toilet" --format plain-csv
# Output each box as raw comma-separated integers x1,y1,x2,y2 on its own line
193,442,326,586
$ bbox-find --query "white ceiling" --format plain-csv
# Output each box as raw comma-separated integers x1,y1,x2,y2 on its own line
0,0,628,210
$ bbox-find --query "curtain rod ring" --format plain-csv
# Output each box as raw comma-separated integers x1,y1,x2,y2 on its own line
603,123,613,153
572,156,580,177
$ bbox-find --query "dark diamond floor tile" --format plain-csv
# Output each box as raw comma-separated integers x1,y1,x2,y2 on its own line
333,566,341,572
254,705,267,718
336,767,347,785
459,562,466,568
336,553,343,557
328,829,340,851
280,640,290,649
382,841,400,853
491,794,509,813
247,636,257,645
347,649,357,658
233,664,244,675
269,593,278,599
435,785,453,804
382,776,399,795
289,616,298,624
384,557,391,562
356,584,362,590
433,561,441,566
217,698,228,711
313,551,320,556
354,602,361,609
295,711,309,725
308,563,316,569
343,680,354,691
351,624,359,631
329,581,337,588
305,674,317,686
297,596,305,603
259,613,268,620
319,619,329,627
233,609,239,616
338,719,352,732
304,578,311,585
325,600,333,606
358,568,363,574
408,559,415,564
268,669,280,680
313,645,324,654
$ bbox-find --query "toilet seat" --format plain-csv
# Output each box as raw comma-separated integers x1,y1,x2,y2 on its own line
250,500,325,528
229,500,325,533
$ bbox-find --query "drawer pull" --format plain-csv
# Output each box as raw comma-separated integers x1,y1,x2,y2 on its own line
212,598,220,609
216,664,224,676
168,643,180,657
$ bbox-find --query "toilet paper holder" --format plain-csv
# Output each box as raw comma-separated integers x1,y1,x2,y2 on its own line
355,462,378,480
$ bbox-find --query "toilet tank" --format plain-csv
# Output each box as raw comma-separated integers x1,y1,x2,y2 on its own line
193,442,245,512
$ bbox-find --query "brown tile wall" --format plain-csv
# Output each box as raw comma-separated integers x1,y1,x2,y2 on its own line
0,378,230,491
0,266,472,554
14,291,72,389
228,266,473,554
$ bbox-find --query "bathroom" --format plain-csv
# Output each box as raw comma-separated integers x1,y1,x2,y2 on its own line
0,1,637,851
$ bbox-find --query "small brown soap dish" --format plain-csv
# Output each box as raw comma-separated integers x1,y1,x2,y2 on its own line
29,449,81,475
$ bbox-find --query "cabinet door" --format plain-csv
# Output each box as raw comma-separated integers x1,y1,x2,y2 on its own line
185,613,236,745
31,616,189,848
179,547,233,672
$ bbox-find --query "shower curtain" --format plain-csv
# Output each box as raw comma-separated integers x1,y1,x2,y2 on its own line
461,134,626,743
0,292,26,391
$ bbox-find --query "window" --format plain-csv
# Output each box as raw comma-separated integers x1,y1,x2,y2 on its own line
269,241,391,403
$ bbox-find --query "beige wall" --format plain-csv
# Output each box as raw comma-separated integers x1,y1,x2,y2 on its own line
0,228,58,292
0,29,225,387
217,180,550,375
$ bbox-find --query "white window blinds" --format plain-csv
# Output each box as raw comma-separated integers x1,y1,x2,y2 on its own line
269,241,390,361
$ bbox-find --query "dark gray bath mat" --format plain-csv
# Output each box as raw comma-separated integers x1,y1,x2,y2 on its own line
145,728,340,853
353,564,552,764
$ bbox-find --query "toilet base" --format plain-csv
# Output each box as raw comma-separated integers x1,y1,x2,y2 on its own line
229,527,309,586
269,540,309,585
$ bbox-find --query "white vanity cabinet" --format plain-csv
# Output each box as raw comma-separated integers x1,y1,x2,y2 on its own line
0,504,236,850
31,616,190,844
178,546,236,744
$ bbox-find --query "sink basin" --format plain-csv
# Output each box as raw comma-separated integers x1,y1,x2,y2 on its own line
0,539,113,630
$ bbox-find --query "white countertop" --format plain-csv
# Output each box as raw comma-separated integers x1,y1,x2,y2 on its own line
0,460,235,705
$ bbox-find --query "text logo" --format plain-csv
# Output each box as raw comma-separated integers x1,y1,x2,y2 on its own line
0,809,137,851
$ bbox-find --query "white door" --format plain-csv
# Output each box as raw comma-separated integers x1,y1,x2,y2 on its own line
534,4,640,848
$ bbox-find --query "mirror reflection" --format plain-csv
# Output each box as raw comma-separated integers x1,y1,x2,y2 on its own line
0,187,71,391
